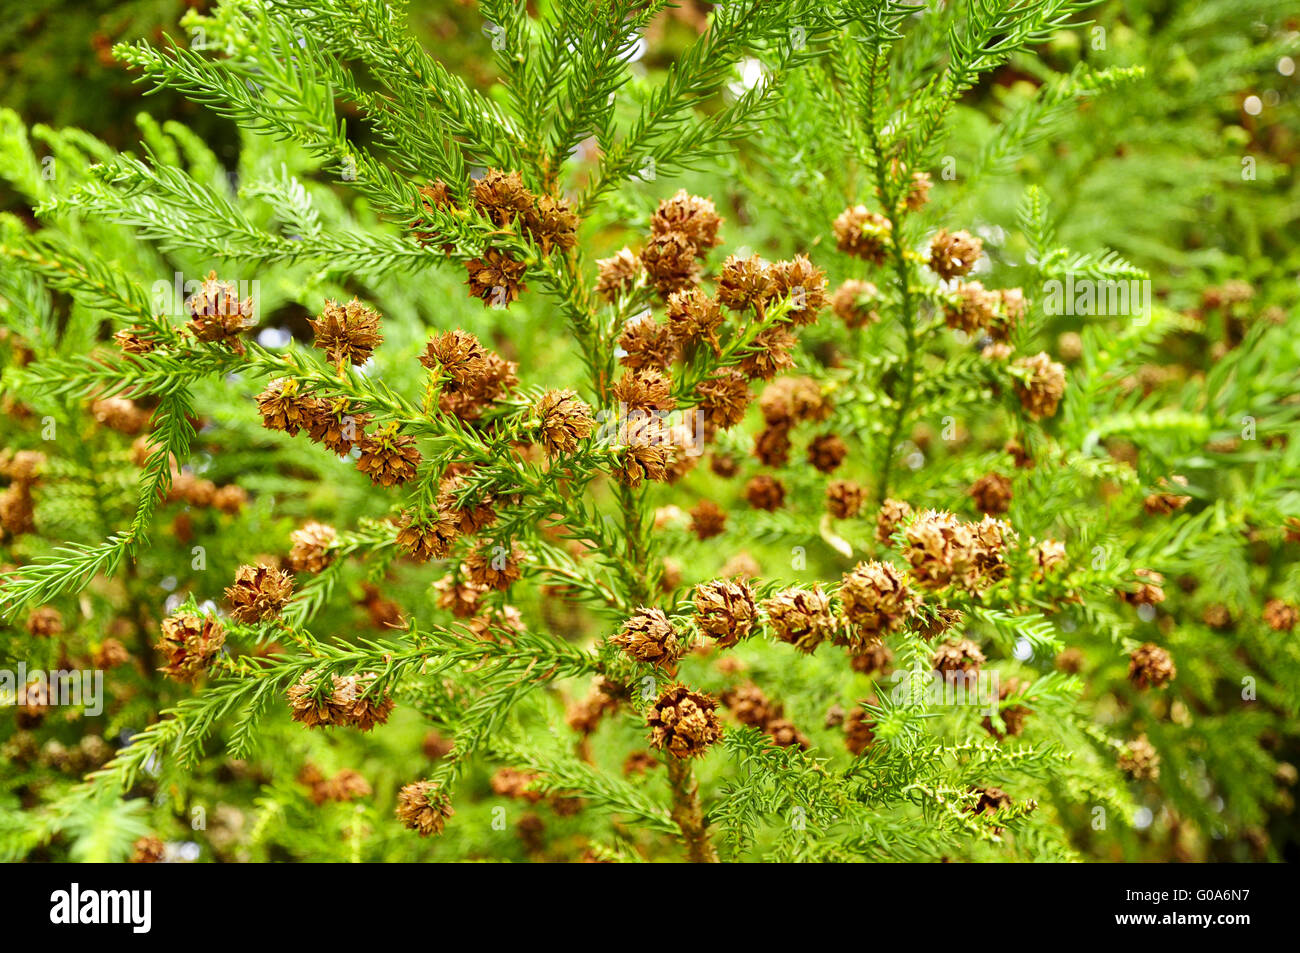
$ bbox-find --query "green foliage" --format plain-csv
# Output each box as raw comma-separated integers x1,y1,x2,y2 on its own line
0,0,1296,863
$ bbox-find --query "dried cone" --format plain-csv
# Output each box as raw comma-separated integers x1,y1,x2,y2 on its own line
224,564,294,623
355,425,421,487
466,248,527,306
310,298,382,366
827,480,865,519
764,586,835,653
1118,734,1161,780
464,542,525,591
596,247,642,301
832,279,879,329
838,561,917,641
689,499,727,540
927,229,983,281
693,579,758,648
1012,352,1067,420
650,190,723,253
647,684,723,758
396,780,454,837
612,608,682,668
156,611,226,682
395,508,459,562
844,705,876,756
931,638,986,675
969,472,1013,516
1128,643,1176,689
535,389,596,456
833,206,892,264
185,271,254,351
288,522,337,573
257,379,316,436
745,474,786,511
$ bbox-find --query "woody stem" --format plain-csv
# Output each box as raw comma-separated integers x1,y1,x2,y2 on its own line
665,756,719,862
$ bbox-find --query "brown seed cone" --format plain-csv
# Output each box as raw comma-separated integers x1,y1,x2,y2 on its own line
288,521,337,573
844,706,876,755
982,677,1031,740
287,673,354,729
310,298,383,366
969,472,1013,515
915,607,965,641
1012,352,1067,420
875,498,913,545
115,327,158,355
693,579,759,648
753,423,791,467
256,379,316,436
347,676,396,732
305,398,371,454
616,438,674,488
396,780,454,837
839,560,917,639
419,329,488,391
904,170,932,211
412,179,457,251
623,750,658,776
185,271,254,350
535,389,596,456
827,479,865,519
640,230,699,297
491,766,544,803
650,189,723,253
472,168,534,226
1128,642,1176,689
849,639,894,676
665,288,723,355
156,610,226,682
807,433,848,473
647,684,723,758
695,367,752,431
745,474,786,511
833,205,892,263
764,586,835,653
721,682,778,728
1264,599,1298,632
769,254,829,325
831,279,880,329
689,499,727,540
969,785,1011,817
396,508,459,562
931,638,986,675
717,254,775,311
1119,569,1166,607
464,542,525,591
523,194,579,255
91,396,150,435
1032,538,1066,578
766,717,811,750
928,229,983,281
131,835,165,864
612,367,676,412
618,315,678,370
943,281,1000,334
25,606,63,638
759,375,830,426
566,680,620,735
596,247,642,301
437,472,498,535
1,448,46,483
612,607,682,668
355,426,421,487
737,324,797,381
224,564,294,623
93,637,131,669
434,573,489,618
466,248,528,306
1118,734,1161,780
212,484,248,515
